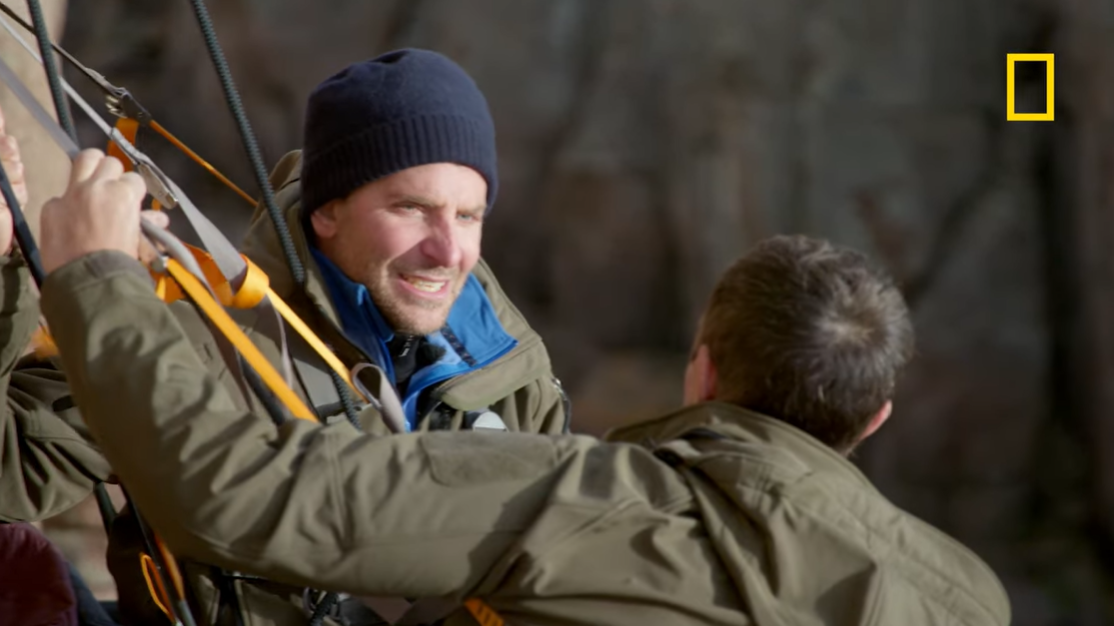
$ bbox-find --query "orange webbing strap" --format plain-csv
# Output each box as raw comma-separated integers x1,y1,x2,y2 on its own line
152,243,268,310
107,117,139,172
139,553,176,624
106,114,255,208
464,599,505,626
155,534,187,602
151,244,366,403
107,117,164,211
30,324,58,359
265,288,364,401
164,258,316,421
148,120,256,207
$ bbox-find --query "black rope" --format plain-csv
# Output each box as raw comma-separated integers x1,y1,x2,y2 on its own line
182,9,373,626
132,497,199,626
307,591,341,626
306,372,357,626
184,0,304,287
241,355,289,427
306,372,354,626
24,0,76,140
185,0,365,454
0,158,44,285
330,369,361,430
92,484,118,530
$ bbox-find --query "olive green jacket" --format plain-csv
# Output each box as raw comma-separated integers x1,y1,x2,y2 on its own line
42,250,1011,626
0,252,110,523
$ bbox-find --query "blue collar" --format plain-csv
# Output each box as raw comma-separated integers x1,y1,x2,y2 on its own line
310,248,517,430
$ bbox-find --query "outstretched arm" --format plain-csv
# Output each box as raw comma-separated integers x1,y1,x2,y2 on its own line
38,150,581,598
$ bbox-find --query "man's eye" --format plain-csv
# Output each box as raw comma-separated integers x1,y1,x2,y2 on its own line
458,212,482,222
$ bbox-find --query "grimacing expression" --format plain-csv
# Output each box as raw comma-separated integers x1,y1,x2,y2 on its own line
312,163,486,335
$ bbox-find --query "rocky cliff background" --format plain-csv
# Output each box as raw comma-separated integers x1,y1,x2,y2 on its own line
4,0,1111,623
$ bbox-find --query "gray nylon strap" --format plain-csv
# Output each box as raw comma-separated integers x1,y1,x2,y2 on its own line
257,295,294,388
0,52,77,157
351,363,407,434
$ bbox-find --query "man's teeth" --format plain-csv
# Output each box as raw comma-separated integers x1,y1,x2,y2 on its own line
404,277,446,292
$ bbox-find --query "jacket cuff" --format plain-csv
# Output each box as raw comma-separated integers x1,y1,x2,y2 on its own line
41,251,152,315
0,248,27,271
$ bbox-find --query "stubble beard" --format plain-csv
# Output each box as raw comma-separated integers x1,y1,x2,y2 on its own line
366,266,462,335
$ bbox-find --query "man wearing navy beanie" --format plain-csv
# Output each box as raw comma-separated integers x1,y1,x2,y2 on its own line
107,49,571,626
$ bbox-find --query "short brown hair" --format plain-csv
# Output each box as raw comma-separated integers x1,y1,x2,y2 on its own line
699,235,914,452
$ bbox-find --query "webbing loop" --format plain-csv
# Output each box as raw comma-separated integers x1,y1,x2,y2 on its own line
152,243,269,310
165,258,316,422
139,553,176,624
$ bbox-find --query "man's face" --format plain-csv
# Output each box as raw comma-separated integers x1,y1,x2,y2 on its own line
312,163,486,335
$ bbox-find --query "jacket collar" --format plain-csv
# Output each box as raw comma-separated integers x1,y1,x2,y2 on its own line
309,248,517,379
604,401,875,489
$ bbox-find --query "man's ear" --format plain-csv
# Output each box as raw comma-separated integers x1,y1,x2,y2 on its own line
858,400,893,442
310,200,340,240
701,346,718,402
684,344,719,405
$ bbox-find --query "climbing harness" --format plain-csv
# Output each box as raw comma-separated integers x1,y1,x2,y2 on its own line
0,2,507,624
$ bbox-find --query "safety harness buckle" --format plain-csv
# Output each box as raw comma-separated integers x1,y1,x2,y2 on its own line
105,86,153,125
135,161,178,208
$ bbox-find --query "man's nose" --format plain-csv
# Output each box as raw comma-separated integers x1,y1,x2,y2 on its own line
419,218,462,268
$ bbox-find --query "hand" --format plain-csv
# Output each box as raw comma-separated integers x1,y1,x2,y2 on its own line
40,149,147,274
0,106,28,256
138,209,170,265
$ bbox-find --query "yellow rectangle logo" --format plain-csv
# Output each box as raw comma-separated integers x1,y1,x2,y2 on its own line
1007,53,1054,121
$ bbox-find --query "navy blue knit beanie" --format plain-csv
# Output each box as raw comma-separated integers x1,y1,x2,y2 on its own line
300,49,498,223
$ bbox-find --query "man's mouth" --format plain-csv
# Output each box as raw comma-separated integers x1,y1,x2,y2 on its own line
400,274,450,294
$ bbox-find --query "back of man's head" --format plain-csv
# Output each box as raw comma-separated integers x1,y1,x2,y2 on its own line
698,235,914,452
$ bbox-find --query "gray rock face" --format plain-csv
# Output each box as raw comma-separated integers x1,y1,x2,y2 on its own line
47,0,1113,621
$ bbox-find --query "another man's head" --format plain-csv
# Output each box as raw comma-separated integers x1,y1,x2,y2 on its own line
684,235,915,454
300,49,497,335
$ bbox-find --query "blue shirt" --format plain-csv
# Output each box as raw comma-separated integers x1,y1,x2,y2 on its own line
311,249,517,430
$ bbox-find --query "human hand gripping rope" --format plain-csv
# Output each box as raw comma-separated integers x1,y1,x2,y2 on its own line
0,6,359,626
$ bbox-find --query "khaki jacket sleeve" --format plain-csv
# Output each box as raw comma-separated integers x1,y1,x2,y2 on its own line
41,251,575,599
505,376,570,436
0,254,111,522
536,376,571,434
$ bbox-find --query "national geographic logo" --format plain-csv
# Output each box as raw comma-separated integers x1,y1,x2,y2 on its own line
1006,53,1054,121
